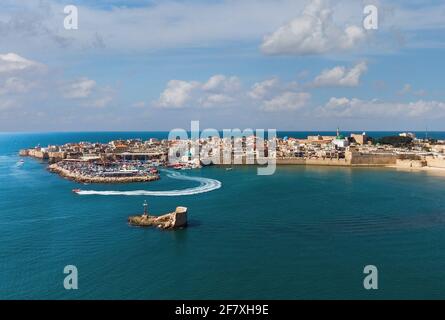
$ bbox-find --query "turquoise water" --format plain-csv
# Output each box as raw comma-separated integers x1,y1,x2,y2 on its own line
2,132,445,299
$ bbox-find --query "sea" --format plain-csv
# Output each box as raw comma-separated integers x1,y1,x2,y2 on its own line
1,131,445,299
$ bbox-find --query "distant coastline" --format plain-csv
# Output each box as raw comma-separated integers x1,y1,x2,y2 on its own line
18,130,445,183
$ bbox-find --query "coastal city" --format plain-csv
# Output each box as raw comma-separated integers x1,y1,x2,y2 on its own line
19,130,445,184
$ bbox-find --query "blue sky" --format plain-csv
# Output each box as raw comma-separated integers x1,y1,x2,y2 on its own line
0,0,445,132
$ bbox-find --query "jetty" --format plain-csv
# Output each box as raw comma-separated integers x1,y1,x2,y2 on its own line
128,202,188,230
48,162,159,184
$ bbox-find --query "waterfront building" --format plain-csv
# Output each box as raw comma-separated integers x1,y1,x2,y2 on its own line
350,132,368,145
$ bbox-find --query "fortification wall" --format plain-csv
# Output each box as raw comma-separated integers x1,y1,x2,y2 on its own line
305,158,350,166
276,158,349,166
347,152,397,166
276,158,306,165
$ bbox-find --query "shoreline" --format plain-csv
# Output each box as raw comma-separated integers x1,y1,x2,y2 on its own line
386,165,445,175
48,163,160,184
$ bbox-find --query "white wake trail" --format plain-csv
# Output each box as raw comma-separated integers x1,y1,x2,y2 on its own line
76,170,222,196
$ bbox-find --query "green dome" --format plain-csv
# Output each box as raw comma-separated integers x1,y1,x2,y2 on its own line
336,135,345,140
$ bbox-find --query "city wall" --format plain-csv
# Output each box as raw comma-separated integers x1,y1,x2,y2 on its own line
346,152,397,166
212,152,398,167
276,158,349,166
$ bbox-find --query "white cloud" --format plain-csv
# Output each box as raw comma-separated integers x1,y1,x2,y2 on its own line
313,61,368,87
0,77,35,95
0,52,115,118
248,78,279,99
0,53,45,73
157,75,309,111
156,75,241,108
157,80,200,108
1,0,445,56
62,78,97,99
249,77,309,112
199,94,234,108
261,0,365,55
0,0,309,54
318,97,445,118
262,92,311,112
202,75,241,92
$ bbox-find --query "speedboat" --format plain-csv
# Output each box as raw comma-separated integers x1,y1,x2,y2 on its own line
72,189,81,194
226,167,233,171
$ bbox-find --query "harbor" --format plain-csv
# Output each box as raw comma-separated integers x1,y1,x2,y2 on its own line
48,160,160,184
19,130,445,181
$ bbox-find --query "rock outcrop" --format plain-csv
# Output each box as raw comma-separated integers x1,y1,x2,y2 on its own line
128,207,188,230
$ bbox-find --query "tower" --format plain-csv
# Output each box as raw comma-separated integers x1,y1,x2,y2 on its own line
143,200,148,217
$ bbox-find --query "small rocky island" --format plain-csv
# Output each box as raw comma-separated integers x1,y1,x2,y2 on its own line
128,205,188,230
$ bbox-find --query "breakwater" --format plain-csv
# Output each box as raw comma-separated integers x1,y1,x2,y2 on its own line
48,163,159,184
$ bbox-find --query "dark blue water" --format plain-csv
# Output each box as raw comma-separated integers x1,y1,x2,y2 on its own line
1,132,445,299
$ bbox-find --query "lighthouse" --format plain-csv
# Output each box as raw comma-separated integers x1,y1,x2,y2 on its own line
142,200,149,217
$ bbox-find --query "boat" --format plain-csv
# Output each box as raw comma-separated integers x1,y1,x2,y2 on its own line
16,159,25,166
226,167,233,171
72,189,81,193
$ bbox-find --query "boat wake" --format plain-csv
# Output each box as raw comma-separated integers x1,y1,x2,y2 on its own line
76,170,222,196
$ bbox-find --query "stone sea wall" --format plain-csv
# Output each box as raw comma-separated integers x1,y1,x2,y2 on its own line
48,163,159,184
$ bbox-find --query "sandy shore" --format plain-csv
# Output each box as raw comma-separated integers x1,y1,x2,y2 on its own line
48,163,160,184
386,165,445,176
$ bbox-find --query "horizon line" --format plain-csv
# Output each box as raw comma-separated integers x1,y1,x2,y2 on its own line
0,130,440,134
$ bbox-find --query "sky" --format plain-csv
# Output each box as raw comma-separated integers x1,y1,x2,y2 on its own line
0,0,445,132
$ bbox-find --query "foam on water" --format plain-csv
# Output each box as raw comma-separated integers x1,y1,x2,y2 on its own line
77,169,222,196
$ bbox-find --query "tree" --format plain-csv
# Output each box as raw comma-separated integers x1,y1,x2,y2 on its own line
377,136,413,147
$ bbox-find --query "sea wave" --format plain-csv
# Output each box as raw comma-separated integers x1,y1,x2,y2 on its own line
76,169,222,196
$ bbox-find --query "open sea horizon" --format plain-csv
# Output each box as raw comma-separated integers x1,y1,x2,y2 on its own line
2,131,445,299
